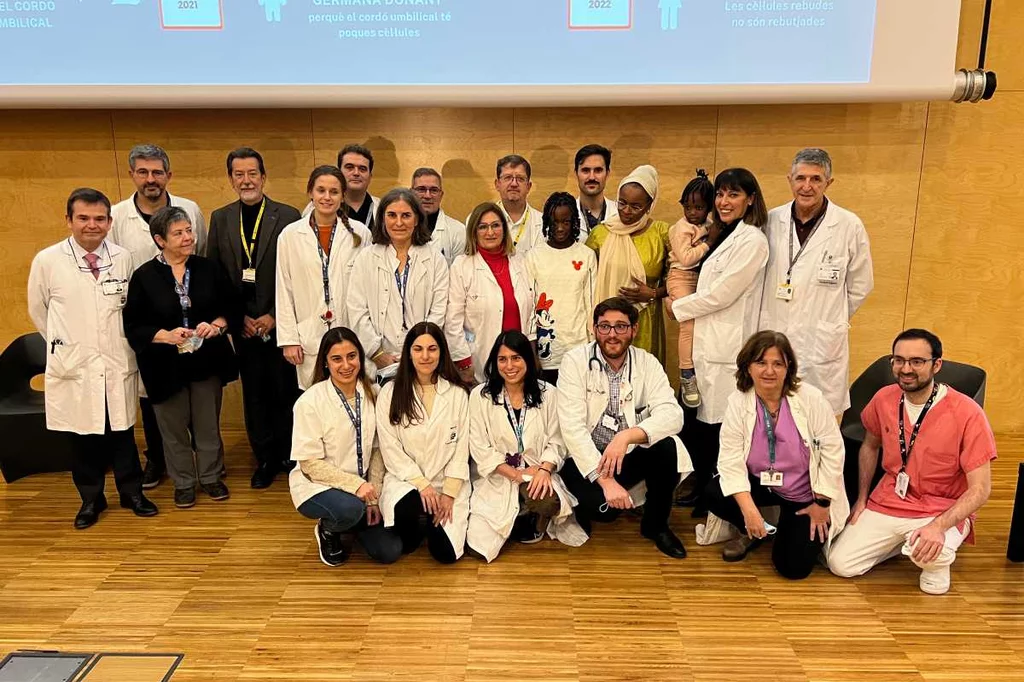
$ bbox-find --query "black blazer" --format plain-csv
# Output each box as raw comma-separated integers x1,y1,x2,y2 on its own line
124,255,240,404
207,196,301,324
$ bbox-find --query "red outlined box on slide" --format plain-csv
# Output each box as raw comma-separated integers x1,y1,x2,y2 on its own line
568,0,633,31
159,0,225,31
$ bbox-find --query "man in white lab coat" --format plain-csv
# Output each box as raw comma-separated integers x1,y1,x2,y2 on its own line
27,188,158,529
573,143,618,241
557,297,690,559
759,148,874,415
410,167,466,265
472,154,543,255
109,143,207,488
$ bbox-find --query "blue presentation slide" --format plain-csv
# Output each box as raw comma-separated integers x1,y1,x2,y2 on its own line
0,1,877,86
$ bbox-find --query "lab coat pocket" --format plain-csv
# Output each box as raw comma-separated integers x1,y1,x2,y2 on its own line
46,342,86,380
704,320,742,363
808,321,849,364
297,316,327,356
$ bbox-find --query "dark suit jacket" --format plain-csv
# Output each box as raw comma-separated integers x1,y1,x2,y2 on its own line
207,196,301,326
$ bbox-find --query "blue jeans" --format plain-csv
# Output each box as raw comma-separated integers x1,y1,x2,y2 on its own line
298,489,402,564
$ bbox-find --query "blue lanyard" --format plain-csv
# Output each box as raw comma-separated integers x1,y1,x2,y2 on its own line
502,389,526,454
757,397,777,470
309,215,338,312
171,263,192,328
334,384,364,477
394,256,411,331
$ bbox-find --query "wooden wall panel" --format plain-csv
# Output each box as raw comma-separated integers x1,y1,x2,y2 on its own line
714,103,930,378
908,93,1024,430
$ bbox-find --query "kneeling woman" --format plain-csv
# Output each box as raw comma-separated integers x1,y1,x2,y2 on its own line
703,331,848,579
466,331,586,562
377,322,471,563
289,327,402,566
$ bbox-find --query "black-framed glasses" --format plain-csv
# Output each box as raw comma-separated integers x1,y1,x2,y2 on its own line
890,356,934,370
595,322,632,335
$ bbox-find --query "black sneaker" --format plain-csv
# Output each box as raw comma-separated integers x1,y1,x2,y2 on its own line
201,481,230,501
174,488,196,509
141,458,166,489
314,521,350,566
512,513,544,544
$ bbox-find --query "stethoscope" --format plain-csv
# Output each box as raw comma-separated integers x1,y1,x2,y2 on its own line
587,343,633,386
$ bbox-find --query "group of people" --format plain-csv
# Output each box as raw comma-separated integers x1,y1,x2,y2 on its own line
26,141,997,595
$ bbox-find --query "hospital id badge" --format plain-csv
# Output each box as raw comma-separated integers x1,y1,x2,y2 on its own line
895,470,910,499
817,265,841,284
760,470,784,487
775,283,794,301
242,268,257,283
101,279,126,296
601,414,618,430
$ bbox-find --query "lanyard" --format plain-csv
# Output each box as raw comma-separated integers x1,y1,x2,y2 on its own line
898,382,938,472
502,388,526,454
510,205,530,247
334,384,364,477
757,397,778,470
309,214,338,312
394,255,411,330
786,207,828,283
239,199,266,268
160,254,192,328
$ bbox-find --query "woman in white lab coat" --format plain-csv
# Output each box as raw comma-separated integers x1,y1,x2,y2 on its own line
466,331,586,562
347,188,449,378
446,202,536,385
289,326,403,566
377,321,472,563
671,168,770,509
276,165,371,390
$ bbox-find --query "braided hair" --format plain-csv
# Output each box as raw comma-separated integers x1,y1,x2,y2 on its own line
679,168,714,210
541,191,581,243
306,165,360,247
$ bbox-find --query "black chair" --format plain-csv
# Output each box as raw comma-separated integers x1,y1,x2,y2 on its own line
0,333,75,483
839,355,987,506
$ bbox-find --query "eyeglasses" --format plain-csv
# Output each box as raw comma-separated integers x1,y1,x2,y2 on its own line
132,168,167,179
616,199,648,213
595,322,632,335
412,186,442,195
499,174,529,185
890,356,934,370
477,221,504,233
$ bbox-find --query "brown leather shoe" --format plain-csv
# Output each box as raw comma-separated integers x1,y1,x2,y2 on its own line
722,536,763,562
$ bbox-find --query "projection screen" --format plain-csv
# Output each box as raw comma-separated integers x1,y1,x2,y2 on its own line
0,0,963,107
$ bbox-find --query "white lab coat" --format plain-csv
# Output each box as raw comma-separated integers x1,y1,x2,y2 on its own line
672,222,769,424
347,243,450,358
465,383,587,562
275,216,371,389
556,343,692,484
467,203,543,255
376,378,471,559
27,238,138,435
575,195,618,242
430,210,467,265
302,195,380,226
759,201,874,414
445,253,537,383
110,192,207,270
700,383,849,553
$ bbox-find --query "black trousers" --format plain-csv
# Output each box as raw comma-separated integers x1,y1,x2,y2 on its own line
70,412,143,504
237,333,301,468
687,420,722,510
392,490,458,564
561,437,680,536
704,474,825,580
139,396,164,467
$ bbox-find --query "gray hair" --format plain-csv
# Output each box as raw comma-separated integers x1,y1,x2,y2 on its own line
129,143,171,172
411,166,442,185
149,206,191,247
791,148,832,180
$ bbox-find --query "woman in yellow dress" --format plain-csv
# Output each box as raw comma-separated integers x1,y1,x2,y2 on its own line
586,165,670,362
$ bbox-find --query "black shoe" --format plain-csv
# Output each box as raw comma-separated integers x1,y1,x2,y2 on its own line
141,458,166,489
280,459,295,474
314,520,350,566
512,513,544,544
74,497,108,529
174,488,197,509
642,528,688,559
250,462,278,489
201,481,230,501
119,493,159,517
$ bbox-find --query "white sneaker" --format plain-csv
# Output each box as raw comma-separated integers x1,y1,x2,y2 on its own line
680,375,701,408
919,566,951,595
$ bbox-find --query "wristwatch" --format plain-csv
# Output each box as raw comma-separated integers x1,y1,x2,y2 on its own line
813,498,831,508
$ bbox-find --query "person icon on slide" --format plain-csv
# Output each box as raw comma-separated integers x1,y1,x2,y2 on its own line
659,0,682,30
259,0,286,23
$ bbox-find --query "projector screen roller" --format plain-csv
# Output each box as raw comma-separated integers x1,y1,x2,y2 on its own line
0,0,963,107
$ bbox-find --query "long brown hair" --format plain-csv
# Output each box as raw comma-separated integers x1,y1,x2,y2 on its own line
734,330,801,396
306,165,359,247
464,202,512,256
312,327,376,403
388,321,467,426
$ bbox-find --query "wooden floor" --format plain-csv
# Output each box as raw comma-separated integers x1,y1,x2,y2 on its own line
1,431,1022,682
